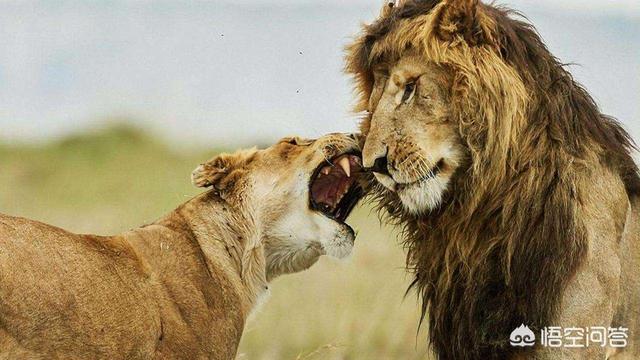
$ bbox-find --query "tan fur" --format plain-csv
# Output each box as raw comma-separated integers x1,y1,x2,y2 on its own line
346,0,640,359
0,134,360,359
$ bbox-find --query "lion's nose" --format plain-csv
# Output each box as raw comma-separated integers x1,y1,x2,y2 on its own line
363,141,390,175
365,154,390,176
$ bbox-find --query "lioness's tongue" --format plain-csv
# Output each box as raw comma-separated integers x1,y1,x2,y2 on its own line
311,154,361,213
312,167,345,210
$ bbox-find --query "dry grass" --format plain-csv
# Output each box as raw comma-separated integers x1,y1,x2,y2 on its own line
0,126,432,359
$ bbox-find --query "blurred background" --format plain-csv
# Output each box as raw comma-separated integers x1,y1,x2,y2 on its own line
0,1,638,359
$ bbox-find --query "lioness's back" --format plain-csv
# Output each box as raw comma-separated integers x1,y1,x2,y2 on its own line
0,213,159,358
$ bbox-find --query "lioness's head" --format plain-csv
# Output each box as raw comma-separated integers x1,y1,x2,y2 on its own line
192,133,363,279
346,0,533,215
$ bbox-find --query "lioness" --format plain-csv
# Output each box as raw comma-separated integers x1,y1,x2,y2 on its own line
0,134,363,359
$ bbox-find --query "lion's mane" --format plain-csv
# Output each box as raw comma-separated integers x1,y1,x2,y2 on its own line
346,1,640,358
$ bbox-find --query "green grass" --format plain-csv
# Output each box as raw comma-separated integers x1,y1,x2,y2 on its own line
0,126,432,359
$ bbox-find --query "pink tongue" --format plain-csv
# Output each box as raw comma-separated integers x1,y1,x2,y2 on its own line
311,155,362,212
311,168,348,209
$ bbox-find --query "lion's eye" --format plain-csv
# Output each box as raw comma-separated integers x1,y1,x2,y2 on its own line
401,82,416,103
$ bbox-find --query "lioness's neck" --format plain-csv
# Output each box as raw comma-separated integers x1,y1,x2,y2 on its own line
134,190,268,315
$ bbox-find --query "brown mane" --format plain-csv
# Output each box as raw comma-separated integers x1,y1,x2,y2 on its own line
346,1,640,358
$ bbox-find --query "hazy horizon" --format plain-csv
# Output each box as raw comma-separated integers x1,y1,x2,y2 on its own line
1,1,638,148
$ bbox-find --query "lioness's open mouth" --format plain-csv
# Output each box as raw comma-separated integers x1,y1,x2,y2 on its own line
310,153,363,225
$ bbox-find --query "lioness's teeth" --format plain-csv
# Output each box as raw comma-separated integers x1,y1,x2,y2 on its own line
338,157,351,177
321,166,331,175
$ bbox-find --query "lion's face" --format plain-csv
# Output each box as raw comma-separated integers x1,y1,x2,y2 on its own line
361,54,464,214
347,1,533,216
193,134,364,278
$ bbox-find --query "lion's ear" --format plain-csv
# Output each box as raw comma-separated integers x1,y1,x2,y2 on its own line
381,1,400,17
191,148,258,191
435,0,493,46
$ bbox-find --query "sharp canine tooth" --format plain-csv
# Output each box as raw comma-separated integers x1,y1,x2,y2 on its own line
338,157,351,177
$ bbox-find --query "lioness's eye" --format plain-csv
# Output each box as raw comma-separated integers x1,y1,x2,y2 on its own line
402,82,416,103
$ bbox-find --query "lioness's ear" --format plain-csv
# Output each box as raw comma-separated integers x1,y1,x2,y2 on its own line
278,136,314,146
191,148,258,191
435,0,493,46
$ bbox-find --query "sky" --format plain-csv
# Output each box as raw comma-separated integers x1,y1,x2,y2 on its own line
225,0,640,17
0,1,638,147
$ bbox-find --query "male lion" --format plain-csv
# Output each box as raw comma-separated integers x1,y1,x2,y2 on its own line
0,134,363,359
345,0,640,359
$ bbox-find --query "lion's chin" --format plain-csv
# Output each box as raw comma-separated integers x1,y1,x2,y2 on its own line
397,176,449,215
